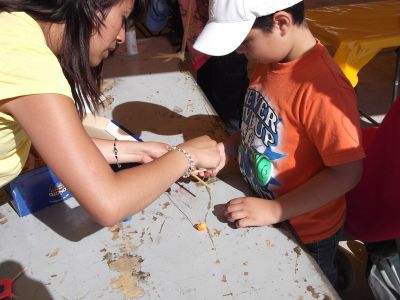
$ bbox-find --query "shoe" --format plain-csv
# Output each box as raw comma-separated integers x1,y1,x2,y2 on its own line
146,0,170,33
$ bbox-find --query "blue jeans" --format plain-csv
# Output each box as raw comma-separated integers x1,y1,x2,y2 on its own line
304,227,343,289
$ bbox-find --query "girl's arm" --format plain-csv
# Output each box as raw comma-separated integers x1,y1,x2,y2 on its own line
2,94,221,226
92,138,169,164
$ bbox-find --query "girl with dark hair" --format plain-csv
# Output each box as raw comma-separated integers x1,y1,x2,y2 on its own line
0,0,221,226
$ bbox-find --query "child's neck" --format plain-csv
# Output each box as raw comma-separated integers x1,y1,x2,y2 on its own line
282,27,316,63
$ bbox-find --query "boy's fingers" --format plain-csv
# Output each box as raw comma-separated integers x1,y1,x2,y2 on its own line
225,198,245,210
236,218,253,228
230,198,245,204
225,210,247,223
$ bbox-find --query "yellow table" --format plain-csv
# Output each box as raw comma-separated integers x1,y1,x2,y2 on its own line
306,0,400,90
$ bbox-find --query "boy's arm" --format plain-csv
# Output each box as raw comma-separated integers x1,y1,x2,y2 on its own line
224,159,363,227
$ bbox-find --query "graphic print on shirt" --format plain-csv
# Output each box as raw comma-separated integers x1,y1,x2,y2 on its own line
239,89,287,199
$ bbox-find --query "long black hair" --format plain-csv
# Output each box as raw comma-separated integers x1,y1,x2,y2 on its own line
0,0,128,118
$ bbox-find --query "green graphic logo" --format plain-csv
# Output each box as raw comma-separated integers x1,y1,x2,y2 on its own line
249,148,273,186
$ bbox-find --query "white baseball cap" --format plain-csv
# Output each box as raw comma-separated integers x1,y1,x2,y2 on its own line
193,0,303,56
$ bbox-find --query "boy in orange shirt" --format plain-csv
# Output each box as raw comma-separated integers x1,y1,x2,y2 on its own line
194,0,365,288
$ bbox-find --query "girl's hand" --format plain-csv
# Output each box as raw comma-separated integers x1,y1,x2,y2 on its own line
207,142,227,177
178,135,220,170
207,132,240,177
136,142,169,163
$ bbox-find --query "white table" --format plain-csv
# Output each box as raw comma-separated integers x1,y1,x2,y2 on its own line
0,37,339,300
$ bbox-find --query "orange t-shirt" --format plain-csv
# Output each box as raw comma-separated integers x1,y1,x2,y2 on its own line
238,41,365,244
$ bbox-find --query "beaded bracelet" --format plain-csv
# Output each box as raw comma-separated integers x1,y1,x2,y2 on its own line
113,139,122,169
168,146,196,178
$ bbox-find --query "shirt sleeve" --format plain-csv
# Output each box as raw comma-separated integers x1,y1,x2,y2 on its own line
302,86,365,166
0,12,73,101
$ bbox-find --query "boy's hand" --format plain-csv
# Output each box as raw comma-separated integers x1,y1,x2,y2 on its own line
224,197,281,228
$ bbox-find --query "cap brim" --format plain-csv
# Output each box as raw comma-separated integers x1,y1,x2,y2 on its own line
193,19,255,56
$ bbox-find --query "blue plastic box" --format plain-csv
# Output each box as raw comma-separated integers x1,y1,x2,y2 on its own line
4,166,72,217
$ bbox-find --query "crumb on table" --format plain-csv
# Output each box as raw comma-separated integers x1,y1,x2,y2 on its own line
194,222,207,231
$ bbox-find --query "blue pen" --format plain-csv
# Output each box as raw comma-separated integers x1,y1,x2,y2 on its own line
110,119,143,142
